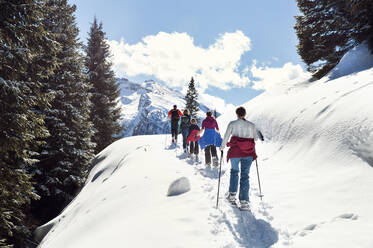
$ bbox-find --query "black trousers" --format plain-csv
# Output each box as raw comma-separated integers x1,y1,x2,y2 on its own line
205,145,217,164
171,120,179,141
189,141,199,154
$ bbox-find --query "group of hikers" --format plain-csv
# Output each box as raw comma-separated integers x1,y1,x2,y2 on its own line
168,105,221,166
167,105,260,211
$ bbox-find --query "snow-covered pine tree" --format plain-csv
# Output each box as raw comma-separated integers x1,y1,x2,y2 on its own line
31,0,95,223
295,0,373,79
85,18,123,154
295,0,354,79
349,0,373,50
184,77,199,119
0,0,58,246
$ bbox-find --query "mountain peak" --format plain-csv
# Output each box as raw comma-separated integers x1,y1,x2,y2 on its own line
118,79,215,137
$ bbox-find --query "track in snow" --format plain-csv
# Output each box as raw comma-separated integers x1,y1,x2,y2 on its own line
164,136,279,248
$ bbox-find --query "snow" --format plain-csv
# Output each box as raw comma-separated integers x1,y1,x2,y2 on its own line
37,136,217,248
328,42,373,80
36,44,373,247
167,177,191,196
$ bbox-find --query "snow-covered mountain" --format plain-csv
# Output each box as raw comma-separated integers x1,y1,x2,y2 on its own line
117,78,213,137
35,44,373,248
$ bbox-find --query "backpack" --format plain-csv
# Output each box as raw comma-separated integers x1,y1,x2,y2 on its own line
171,109,179,121
180,115,190,129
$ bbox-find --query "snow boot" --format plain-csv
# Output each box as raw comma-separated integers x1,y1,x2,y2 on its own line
195,155,199,163
226,192,237,206
239,200,251,211
212,156,219,167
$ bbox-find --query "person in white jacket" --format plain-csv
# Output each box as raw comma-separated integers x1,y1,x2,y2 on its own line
220,106,258,211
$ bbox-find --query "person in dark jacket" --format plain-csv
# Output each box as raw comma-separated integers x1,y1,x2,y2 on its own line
167,105,182,144
220,106,258,211
200,110,220,167
180,109,191,153
187,118,200,162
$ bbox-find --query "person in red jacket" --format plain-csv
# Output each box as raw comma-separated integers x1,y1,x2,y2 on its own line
187,118,201,162
167,105,182,144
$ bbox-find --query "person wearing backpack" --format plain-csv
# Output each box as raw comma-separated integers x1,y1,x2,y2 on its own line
219,106,258,211
180,109,191,153
187,118,201,162
168,105,183,144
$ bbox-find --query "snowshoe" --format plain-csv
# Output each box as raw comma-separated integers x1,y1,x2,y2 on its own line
195,155,199,164
226,192,237,207
239,200,251,211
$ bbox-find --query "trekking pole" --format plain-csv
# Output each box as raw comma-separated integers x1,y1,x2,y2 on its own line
255,159,264,201
216,150,223,208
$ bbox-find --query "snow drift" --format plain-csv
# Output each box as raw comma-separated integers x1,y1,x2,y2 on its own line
328,42,373,80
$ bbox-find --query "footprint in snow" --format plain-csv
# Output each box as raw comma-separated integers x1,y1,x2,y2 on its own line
298,213,358,237
336,213,358,220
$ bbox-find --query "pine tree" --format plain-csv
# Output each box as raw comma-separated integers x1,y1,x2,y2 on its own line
295,0,373,79
85,18,123,154
31,0,95,223
349,0,373,50
0,0,58,246
295,0,354,79
184,77,199,118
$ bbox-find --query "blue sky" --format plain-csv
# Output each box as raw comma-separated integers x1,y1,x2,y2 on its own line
70,0,308,109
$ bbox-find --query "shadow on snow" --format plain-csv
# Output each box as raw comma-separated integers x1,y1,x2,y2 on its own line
224,209,278,248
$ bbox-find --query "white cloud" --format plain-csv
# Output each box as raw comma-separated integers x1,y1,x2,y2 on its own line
251,61,311,91
199,93,235,115
108,31,251,91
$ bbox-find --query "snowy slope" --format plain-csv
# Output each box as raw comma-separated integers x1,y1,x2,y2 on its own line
217,44,373,247
35,135,278,248
36,45,373,248
118,78,213,137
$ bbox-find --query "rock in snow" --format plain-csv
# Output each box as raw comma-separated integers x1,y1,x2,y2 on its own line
167,177,191,196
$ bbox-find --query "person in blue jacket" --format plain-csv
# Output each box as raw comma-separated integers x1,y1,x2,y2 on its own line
199,111,222,167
